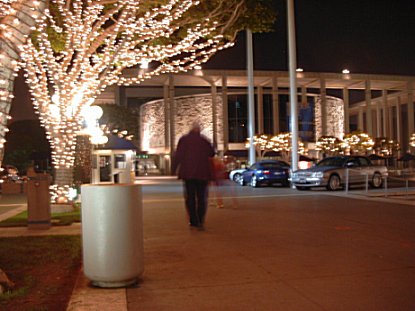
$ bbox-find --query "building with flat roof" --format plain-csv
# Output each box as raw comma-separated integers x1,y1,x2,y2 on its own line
96,69,415,173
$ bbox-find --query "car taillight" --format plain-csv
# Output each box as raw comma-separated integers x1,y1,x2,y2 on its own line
263,170,270,175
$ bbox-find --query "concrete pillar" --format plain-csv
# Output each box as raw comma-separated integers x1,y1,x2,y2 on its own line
257,86,264,133
365,80,373,135
407,81,414,136
211,83,218,148
301,86,307,107
396,97,402,149
358,106,364,131
272,76,280,134
320,78,327,136
382,89,390,138
343,87,350,134
163,84,169,150
376,101,382,137
168,75,175,153
387,103,393,139
221,75,229,152
117,86,127,106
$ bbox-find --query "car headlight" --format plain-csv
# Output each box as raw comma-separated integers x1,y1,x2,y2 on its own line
313,172,324,178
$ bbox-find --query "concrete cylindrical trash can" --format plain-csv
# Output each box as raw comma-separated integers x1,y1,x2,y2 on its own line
81,184,143,288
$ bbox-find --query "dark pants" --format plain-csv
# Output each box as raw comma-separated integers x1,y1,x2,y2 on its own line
183,179,209,227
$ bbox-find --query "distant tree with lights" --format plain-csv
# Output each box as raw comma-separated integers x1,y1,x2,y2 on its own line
373,137,400,156
270,132,305,162
409,133,415,150
246,132,304,161
18,0,276,203
245,134,275,159
315,135,342,157
342,131,374,155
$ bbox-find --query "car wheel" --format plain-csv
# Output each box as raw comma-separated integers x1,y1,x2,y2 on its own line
238,176,245,186
233,173,241,183
327,174,341,191
371,172,383,188
250,175,259,188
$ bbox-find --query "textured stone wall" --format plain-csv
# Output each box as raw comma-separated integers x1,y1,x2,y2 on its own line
140,94,223,151
314,95,345,140
141,92,344,153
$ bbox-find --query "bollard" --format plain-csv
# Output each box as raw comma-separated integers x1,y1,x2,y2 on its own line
27,168,51,230
81,184,144,288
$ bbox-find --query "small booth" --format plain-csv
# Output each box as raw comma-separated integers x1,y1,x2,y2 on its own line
91,135,137,184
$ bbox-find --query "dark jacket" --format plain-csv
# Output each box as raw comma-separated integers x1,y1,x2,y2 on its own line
172,130,215,180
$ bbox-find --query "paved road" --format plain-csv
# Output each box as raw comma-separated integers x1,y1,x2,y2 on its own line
121,178,415,311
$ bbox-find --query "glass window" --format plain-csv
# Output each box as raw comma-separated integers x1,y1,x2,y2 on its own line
114,154,127,169
357,157,370,167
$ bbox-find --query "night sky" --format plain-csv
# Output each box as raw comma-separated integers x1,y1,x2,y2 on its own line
10,0,415,122
205,0,415,76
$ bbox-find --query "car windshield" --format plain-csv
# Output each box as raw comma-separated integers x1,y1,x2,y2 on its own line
316,157,345,168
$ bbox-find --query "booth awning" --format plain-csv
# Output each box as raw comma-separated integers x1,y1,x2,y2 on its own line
94,135,137,150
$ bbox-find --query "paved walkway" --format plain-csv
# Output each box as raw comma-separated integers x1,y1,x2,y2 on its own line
1,181,414,310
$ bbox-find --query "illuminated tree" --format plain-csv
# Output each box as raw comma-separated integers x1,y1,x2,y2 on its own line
245,134,275,159
270,132,304,162
17,0,276,202
0,0,47,164
409,133,415,149
315,135,342,156
374,137,400,156
246,132,304,161
342,131,374,155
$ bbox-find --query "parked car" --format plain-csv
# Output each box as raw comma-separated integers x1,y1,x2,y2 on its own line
290,155,388,191
238,160,290,187
229,168,247,183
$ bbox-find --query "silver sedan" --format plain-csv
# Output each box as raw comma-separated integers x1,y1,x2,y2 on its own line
290,155,388,191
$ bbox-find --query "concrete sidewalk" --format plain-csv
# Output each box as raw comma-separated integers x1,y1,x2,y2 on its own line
72,184,414,311
1,184,415,310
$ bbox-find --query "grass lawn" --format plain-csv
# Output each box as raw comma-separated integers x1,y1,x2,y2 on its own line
0,209,81,227
0,235,82,310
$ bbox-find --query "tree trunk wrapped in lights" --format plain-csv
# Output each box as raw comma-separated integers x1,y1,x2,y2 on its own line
17,0,275,203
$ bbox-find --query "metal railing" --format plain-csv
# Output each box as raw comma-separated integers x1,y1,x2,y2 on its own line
344,168,415,198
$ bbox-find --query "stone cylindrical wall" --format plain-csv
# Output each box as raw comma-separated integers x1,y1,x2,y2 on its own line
140,94,223,152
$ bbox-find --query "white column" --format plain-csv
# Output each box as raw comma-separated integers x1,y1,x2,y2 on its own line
358,106,364,131
408,81,414,136
376,101,382,137
396,97,402,148
257,86,264,133
163,84,169,150
387,103,393,139
272,76,280,134
343,87,350,134
301,86,307,107
168,75,175,153
365,80,373,135
382,89,390,138
320,78,327,136
221,75,229,152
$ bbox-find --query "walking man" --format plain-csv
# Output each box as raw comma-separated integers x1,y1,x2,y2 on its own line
172,121,215,229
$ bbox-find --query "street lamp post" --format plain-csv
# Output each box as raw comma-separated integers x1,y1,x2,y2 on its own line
287,0,299,171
